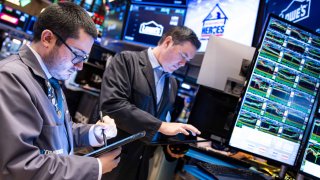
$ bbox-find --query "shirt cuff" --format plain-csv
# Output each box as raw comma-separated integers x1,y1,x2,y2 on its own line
97,158,102,180
89,126,103,147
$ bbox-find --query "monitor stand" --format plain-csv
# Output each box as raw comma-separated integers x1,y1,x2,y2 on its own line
296,173,304,180
278,165,287,179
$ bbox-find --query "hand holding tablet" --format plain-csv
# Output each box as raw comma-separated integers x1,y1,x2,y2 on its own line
98,147,122,174
84,131,146,157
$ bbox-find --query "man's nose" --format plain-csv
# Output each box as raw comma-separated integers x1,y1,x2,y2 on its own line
74,61,83,71
178,60,187,67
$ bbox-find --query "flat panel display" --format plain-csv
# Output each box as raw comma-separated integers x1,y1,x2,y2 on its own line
228,14,320,166
184,0,260,52
25,15,36,35
0,4,30,32
123,4,186,46
92,0,102,13
102,0,128,40
299,113,320,179
83,0,94,11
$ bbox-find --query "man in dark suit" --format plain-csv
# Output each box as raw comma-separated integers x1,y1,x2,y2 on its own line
100,26,201,180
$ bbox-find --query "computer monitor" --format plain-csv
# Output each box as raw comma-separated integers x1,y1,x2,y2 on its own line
103,0,128,40
0,4,30,32
298,97,320,179
228,14,320,166
92,0,103,13
184,0,260,52
188,85,239,144
122,4,186,46
298,115,320,179
197,36,256,96
83,0,94,11
25,15,37,35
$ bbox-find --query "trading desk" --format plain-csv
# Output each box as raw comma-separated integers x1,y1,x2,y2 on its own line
183,146,277,180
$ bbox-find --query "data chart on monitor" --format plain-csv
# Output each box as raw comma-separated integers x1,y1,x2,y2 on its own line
229,15,320,166
299,118,320,179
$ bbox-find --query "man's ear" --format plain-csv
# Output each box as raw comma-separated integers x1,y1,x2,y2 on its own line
163,36,173,48
41,30,55,48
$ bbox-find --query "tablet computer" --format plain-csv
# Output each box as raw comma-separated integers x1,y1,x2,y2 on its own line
150,138,210,145
150,133,210,145
84,131,146,157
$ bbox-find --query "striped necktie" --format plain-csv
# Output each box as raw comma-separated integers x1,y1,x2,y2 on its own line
48,78,64,120
47,78,70,153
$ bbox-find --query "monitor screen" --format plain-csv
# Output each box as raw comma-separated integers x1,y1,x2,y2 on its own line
25,15,37,35
171,82,198,123
123,4,186,46
0,4,30,32
184,0,260,52
102,0,128,40
83,0,94,11
299,116,320,179
188,85,238,144
92,0,102,13
73,0,81,6
228,14,320,166
131,0,187,7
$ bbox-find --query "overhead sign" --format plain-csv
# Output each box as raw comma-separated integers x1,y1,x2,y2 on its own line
279,0,311,23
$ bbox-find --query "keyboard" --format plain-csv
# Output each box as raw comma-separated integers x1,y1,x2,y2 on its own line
196,161,269,180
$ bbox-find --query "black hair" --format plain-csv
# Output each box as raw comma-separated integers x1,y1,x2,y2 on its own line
158,26,201,50
33,2,97,45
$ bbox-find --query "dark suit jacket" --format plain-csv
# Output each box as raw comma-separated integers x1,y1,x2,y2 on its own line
100,50,178,180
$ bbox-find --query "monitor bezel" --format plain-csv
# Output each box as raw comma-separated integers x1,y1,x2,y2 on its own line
227,13,320,167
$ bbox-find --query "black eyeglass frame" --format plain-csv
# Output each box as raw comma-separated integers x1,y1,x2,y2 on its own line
51,30,89,64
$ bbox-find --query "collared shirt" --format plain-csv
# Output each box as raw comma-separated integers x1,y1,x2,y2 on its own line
147,48,165,104
26,45,102,180
28,45,52,79
147,48,171,122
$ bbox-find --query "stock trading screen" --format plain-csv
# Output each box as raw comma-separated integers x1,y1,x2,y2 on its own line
299,118,320,178
229,15,320,166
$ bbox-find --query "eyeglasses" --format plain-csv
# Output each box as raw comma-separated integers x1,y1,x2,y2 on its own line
178,51,191,62
51,30,89,64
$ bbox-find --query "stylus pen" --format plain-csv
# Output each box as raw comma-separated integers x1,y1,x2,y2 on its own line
99,111,107,147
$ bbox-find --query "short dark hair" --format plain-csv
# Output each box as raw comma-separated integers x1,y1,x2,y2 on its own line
33,2,97,45
158,26,201,50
